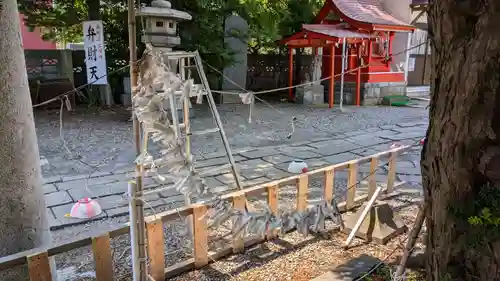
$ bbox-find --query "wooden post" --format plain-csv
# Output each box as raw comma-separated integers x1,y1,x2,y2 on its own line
233,194,246,253
356,43,361,106
192,205,208,268
387,152,397,193
266,185,279,239
324,169,334,202
288,47,294,101
388,32,395,63
296,175,309,212
367,39,373,69
92,234,114,281
368,157,379,198
147,219,165,281
329,44,335,108
27,252,53,281
347,163,358,209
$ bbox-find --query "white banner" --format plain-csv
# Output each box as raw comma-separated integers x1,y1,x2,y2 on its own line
83,20,108,85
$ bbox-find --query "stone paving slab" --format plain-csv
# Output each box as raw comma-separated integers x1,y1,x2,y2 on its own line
310,254,381,281
239,148,282,159
262,154,295,165
42,120,427,230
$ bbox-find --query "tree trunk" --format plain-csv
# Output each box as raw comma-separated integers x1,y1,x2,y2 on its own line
86,0,101,20
0,0,52,280
422,1,500,280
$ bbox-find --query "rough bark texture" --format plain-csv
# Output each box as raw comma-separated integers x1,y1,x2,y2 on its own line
422,0,500,280
0,0,52,280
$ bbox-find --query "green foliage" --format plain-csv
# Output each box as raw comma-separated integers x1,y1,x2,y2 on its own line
19,0,88,43
18,0,326,87
468,207,500,226
359,265,425,281
449,181,500,247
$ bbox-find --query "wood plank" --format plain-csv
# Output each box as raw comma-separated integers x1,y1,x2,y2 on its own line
324,169,334,202
147,219,165,281
27,252,52,281
266,184,279,239
192,205,208,268
233,194,247,253
368,157,379,198
296,175,309,212
347,163,358,209
387,152,397,193
91,234,114,281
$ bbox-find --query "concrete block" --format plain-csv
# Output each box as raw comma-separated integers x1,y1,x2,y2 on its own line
342,202,407,245
238,159,274,169
262,154,295,165
43,184,58,194
194,155,246,168
97,195,128,210
322,152,359,164
280,149,323,160
238,148,281,159
67,181,128,201
43,176,62,184
240,168,266,180
45,191,73,208
216,173,236,184
106,206,130,218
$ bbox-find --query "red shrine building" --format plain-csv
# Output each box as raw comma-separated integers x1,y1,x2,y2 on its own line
280,0,416,107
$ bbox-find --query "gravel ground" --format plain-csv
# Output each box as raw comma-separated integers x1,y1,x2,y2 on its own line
51,173,424,281
35,102,428,177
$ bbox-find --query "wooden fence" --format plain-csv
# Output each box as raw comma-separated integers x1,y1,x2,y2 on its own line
0,145,410,281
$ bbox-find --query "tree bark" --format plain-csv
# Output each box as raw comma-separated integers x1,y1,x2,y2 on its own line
0,0,52,280
422,0,500,280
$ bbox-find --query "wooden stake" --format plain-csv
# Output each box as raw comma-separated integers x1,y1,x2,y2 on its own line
395,204,426,277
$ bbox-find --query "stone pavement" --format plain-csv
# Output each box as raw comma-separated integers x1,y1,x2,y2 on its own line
42,120,427,230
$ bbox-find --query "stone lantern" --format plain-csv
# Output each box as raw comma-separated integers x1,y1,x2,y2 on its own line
137,0,193,118
137,0,191,50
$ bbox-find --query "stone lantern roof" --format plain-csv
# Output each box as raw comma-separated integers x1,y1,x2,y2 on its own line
137,0,192,21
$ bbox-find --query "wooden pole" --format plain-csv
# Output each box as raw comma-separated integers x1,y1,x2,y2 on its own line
329,44,335,108
367,39,373,68
288,47,294,101
128,1,147,280
395,204,426,277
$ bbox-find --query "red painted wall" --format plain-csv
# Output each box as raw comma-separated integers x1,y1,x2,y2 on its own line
19,14,57,50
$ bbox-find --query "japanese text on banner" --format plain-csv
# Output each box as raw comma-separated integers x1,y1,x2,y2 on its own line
83,20,108,85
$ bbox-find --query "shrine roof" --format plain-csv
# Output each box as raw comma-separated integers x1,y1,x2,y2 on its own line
329,0,413,29
303,24,372,39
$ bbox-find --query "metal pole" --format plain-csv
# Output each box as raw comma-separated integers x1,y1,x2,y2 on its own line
404,33,412,85
421,36,429,85
339,37,347,112
193,51,244,190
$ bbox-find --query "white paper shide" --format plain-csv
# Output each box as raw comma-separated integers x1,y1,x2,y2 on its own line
83,20,108,85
